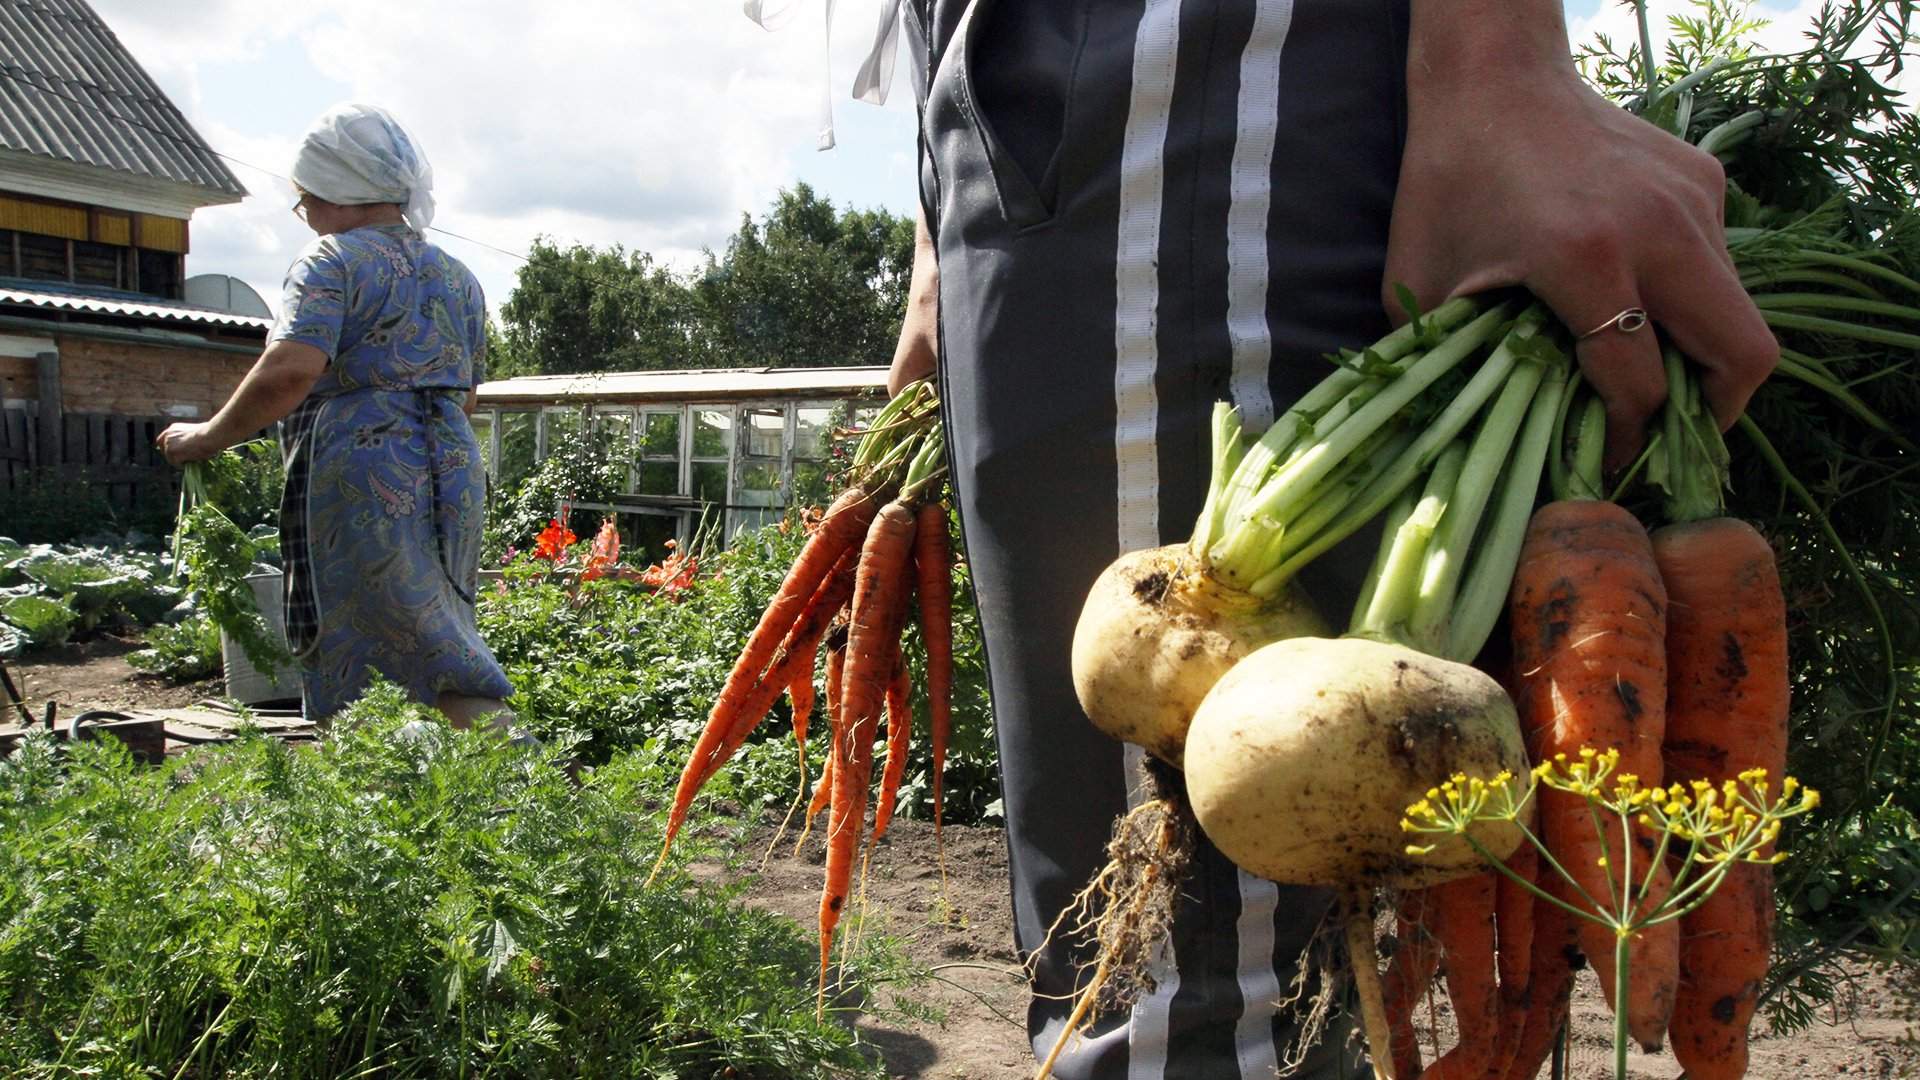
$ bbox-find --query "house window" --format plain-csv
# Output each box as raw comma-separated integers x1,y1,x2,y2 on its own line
73,240,122,288
17,233,68,281
137,249,181,299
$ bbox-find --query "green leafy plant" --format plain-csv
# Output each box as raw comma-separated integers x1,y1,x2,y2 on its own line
127,611,223,682
0,593,76,649
0,682,904,1077
173,444,289,678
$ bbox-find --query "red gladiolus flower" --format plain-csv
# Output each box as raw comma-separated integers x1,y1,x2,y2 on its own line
533,518,577,562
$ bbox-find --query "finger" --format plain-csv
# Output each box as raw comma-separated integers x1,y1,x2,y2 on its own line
1574,315,1667,473
1642,246,1779,429
1531,274,1668,472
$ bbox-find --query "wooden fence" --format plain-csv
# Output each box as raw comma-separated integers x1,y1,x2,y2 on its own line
0,402,179,510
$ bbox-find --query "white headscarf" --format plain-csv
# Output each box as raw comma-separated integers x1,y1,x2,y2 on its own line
290,103,436,232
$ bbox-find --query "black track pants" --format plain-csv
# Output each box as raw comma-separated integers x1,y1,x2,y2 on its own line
910,2,1410,1074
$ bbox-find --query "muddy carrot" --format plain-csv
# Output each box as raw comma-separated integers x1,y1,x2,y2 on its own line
1383,888,1442,1079
1655,518,1789,1080
650,492,873,884
913,499,955,855
1423,872,1500,1079
818,499,919,1009
1509,498,1677,1049
1484,844,1539,1079
871,654,914,844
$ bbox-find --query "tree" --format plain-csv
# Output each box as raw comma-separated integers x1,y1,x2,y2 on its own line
494,186,914,376
498,241,695,375
688,183,915,368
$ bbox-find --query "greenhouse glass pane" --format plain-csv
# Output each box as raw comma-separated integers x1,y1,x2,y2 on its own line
790,459,831,509
469,412,494,471
637,461,679,496
692,461,728,502
592,410,633,452
497,412,538,490
737,461,780,495
744,408,784,459
693,409,731,458
546,409,585,448
794,406,833,458
641,411,680,458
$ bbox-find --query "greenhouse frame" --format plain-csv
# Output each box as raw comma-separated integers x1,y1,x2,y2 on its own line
472,366,891,550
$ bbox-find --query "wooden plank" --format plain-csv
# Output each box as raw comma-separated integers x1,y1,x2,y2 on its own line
34,352,59,466
146,707,312,734
108,414,130,466
87,414,108,466
71,715,168,765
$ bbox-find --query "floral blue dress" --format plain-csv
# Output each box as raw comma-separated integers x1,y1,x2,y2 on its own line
270,223,511,720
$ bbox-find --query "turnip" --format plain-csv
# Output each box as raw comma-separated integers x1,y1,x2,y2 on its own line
1069,298,1508,765
1179,328,1568,1079
1070,542,1325,766
1045,301,1571,1080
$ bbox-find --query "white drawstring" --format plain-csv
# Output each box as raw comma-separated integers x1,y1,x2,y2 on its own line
743,0,904,151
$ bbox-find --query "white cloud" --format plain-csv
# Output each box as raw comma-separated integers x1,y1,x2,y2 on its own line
85,0,920,316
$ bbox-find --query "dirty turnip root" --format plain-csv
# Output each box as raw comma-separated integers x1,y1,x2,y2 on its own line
1044,303,1568,1079
1071,543,1324,766
1070,299,1503,765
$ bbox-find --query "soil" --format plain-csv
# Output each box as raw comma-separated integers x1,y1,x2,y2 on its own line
4,634,222,722
10,651,1917,1079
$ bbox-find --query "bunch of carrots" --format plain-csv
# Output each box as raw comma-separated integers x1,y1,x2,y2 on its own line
1371,4,1919,1072
644,379,955,1011
1382,359,1793,1079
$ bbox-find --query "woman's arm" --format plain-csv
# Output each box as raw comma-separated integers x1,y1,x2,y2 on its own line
1386,0,1777,468
157,340,329,465
888,207,940,397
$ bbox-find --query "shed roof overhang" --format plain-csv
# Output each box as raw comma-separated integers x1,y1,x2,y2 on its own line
475,365,891,409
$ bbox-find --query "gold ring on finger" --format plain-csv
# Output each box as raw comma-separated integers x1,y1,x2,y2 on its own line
1578,306,1649,340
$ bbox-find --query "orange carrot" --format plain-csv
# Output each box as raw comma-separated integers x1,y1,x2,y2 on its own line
913,500,954,849
1508,499,1677,1049
1484,844,1539,1079
1383,888,1442,1080
794,632,847,855
1500,873,1580,1080
790,672,818,752
695,546,859,792
1422,871,1501,1079
871,654,914,844
1655,518,1789,1080
818,499,919,1006
651,490,875,883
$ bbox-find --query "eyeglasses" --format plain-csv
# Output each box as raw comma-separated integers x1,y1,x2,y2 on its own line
292,194,311,223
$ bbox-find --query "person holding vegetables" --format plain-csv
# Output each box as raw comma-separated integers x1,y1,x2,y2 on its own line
157,103,515,731
878,0,1778,1076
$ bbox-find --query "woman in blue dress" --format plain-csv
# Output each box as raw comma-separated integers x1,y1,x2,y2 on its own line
159,103,513,728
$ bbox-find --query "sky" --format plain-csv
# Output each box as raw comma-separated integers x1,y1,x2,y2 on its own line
84,0,1900,322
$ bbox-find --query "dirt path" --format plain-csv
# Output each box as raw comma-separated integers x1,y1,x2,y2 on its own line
11,650,1916,1079
5,635,221,720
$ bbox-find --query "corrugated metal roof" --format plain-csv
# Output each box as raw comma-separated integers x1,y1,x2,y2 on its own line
0,281,272,329
0,0,245,199
477,366,891,407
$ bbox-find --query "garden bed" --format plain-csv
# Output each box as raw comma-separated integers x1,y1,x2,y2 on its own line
8,648,1915,1079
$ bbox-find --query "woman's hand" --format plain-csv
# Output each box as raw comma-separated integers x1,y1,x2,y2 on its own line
156,422,224,467
1386,6,1778,469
